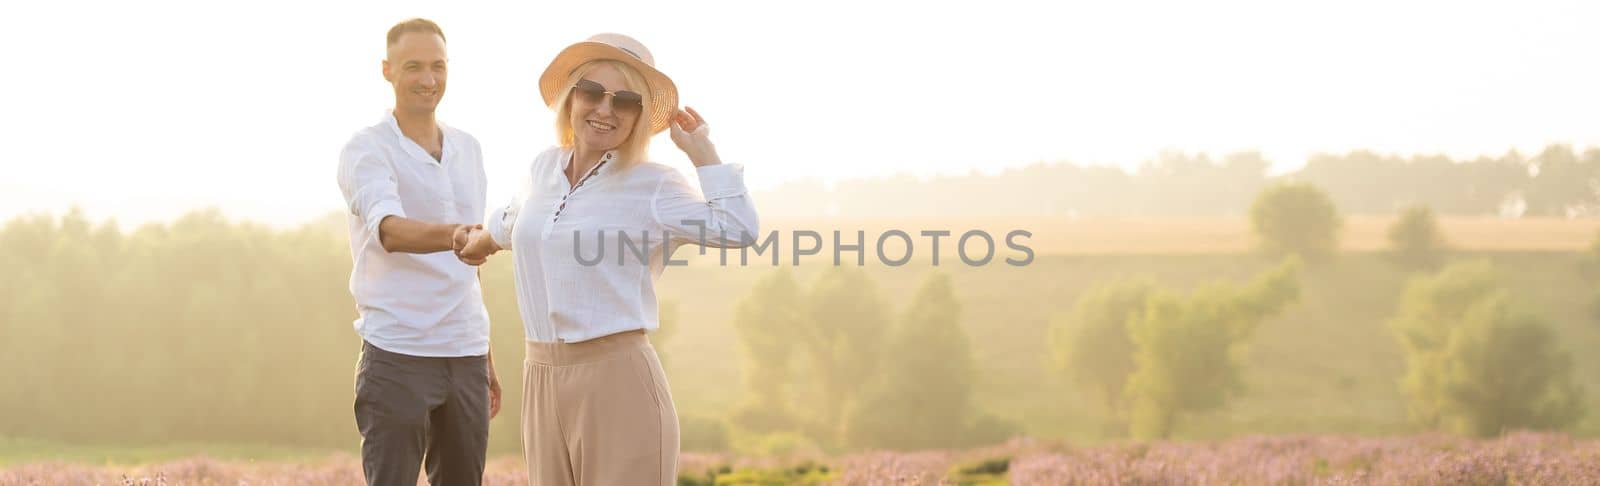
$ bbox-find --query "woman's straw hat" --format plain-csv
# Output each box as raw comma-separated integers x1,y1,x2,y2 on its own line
539,33,678,134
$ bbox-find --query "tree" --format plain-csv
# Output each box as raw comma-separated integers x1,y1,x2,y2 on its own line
1249,181,1343,261
1390,261,1585,436
1131,151,1269,216
1437,295,1585,436
728,270,805,435
1389,260,1504,428
845,272,982,449
1525,144,1600,217
1123,258,1301,439
1048,279,1154,433
1386,205,1449,271
0,209,364,445
793,267,890,446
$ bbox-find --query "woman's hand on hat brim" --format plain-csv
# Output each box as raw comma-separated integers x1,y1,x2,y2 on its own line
670,106,721,167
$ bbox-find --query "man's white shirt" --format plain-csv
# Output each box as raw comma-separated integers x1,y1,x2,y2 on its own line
336,112,490,357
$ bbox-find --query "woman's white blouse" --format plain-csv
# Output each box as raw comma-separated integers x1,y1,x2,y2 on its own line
486,146,759,343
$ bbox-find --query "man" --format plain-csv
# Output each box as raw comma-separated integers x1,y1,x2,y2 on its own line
335,18,501,486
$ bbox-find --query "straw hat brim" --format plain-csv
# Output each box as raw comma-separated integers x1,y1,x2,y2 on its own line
538,41,678,134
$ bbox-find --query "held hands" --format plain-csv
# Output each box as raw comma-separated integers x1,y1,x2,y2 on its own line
669,106,721,167
453,225,499,266
450,224,483,264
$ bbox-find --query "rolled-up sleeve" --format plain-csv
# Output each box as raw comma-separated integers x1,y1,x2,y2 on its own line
336,138,405,238
652,163,760,248
484,192,519,252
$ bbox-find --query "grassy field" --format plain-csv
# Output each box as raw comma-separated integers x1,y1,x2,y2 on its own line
650,248,1600,444
3,214,1596,472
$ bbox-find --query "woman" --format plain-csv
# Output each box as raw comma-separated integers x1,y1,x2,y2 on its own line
456,33,758,485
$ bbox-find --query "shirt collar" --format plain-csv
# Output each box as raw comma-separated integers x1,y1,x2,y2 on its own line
383,111,453,164
559,148,619,175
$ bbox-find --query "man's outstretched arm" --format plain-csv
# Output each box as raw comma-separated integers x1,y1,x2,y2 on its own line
377,216,475,254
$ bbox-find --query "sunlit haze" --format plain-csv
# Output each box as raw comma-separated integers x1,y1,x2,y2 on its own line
4,0,1597,227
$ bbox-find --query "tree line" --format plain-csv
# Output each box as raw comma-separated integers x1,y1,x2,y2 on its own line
755,144,1600,218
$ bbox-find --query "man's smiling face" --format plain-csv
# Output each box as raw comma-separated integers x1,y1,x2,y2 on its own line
383,31,448,116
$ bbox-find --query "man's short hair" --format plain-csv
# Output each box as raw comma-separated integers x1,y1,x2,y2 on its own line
387,18,446,47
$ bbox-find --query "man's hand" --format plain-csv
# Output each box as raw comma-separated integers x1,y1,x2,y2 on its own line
453,225,489,265
378,217,475,254
456,228,500,265
487,356,502,419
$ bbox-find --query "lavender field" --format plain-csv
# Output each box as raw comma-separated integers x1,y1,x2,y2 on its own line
3,432,1597,485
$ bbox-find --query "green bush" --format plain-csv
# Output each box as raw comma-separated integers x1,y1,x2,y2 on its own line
947,456,1010,485
1125,258,1301,439
1049,279,1154,431
1249,181,1343,261
1390,260,1586,436
1386,205,1448,271
677,461,833,486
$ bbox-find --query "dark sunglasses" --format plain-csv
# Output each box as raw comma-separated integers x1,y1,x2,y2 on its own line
571,79,643,114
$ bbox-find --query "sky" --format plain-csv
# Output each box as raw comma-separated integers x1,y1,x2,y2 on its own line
2,0,1597,227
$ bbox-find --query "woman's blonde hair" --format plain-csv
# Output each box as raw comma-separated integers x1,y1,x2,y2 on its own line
552,59,654,166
